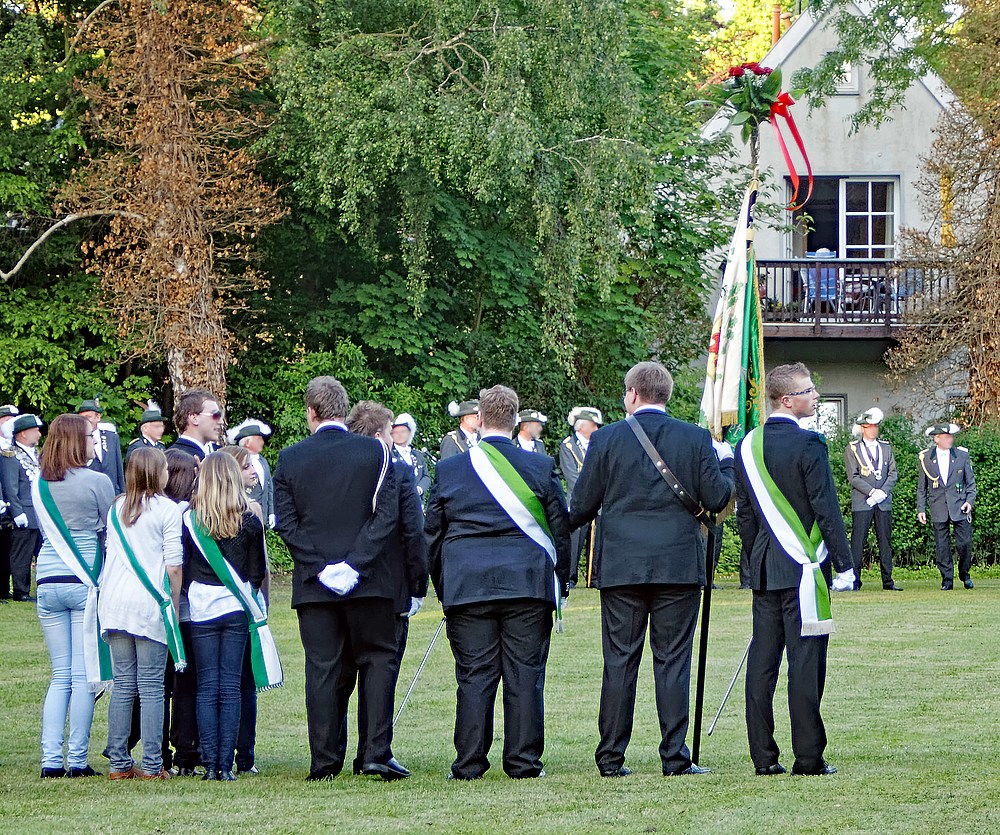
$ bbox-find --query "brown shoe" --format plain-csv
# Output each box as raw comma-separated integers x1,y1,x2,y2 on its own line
141,770,171,781
109,767,141,780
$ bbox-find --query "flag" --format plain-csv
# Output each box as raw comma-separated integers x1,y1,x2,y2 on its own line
699,179,766,444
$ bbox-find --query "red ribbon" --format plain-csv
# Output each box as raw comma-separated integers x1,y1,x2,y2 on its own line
769,91,813,211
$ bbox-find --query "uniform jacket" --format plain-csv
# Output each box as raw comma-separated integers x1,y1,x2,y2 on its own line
736,417,853,591
569,409,734,589
0,444,39,528
845,438,898,511
425,437,571,610
916,445,977,523
558,435,587,504
274,427,400,607
390,445,432,497
89,427,125,494
439,429,477,460
248,454,275,525
387,462,429,613
126,436,166,462
514,436,546,455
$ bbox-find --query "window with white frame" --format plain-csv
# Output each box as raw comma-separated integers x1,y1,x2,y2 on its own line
842,179,896,259
834,61,859,95
798,395,847,433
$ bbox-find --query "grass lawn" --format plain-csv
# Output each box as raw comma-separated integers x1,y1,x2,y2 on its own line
2,570,999,833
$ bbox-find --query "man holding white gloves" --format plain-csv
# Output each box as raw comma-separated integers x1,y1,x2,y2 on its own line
274,377,407,782
844,407,901,591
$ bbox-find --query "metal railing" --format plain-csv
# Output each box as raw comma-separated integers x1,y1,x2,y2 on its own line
757,259,955,335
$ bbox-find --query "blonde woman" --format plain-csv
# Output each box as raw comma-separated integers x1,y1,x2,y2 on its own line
182,453,267,782
100,447,185,781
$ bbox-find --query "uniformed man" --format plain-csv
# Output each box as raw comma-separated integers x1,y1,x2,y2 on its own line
0,414,44,602
77,398,125,494
439,400,481,459
389,413,432,499
844,407,901,591
917,423,977,590
0,405,18,450
515,410,548,453
559,407,603,587
126,400,167,461
0,405,17,604
227,418,276,529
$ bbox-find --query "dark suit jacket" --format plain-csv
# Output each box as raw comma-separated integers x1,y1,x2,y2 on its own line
126,436,166,462
736,417,853,591
0,447,38,528
559,434,587,504
425,436,571,610
388,462,429,613
439,429,476,460
916,445,977,523
390,446,432,497
274,427,400,607
569,409,734,588
248,455,275,524
845,439,898,511
89,428,125,494
167,437,208,461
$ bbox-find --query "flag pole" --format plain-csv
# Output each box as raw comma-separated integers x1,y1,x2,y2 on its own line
692,519,717,765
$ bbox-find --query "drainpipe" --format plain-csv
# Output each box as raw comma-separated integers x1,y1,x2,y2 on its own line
772,3,782,45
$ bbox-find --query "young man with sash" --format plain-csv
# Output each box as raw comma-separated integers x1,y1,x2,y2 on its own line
735,362,855,777
426,385,571,780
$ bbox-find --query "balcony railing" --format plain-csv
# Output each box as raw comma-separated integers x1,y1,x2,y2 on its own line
757,259,955,338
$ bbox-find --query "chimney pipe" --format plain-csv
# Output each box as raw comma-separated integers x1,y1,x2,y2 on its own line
772,3,782,45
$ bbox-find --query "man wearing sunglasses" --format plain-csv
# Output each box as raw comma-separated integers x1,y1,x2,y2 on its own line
169,390,224,461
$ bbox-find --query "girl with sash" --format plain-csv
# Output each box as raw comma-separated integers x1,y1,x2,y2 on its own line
33,414,115,779
182,453,269,782
100,447,185,780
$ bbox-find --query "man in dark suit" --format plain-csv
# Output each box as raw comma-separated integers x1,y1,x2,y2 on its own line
340,401,428,773
917,423,977,590
389,413,432,499
167,389,223,461
514,409,547,453
0,414,44,601
77,398,125,494
426,385,571,780
439,399,480,459
126,401,167,462
559,406,602,587
735,362,855,777
570,362,734,778
274,377,405,782
228,418,276,528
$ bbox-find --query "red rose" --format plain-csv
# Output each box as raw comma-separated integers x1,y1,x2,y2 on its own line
729,66,745,78
757,66,773,76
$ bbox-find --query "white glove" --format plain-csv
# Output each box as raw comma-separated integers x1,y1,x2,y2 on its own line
866,489,886,507
559,597,568,613
267,513,276,529
13,513,28,528
318,562,360,595
405,597,424,618
711,439,734,462
832,569,857,591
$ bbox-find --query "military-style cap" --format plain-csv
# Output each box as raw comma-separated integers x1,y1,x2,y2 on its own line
926,423,961,436
227,418,272,445
855,407,884,426
567,406,603,427
448,400,480,418
76,398,103,415
517,409,548,425
140,400,164,425
0,405,19,419
12,414,43,435
392,413,417,434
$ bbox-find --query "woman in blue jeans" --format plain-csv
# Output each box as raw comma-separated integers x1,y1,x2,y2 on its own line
183,453,266,781
33,414,115,778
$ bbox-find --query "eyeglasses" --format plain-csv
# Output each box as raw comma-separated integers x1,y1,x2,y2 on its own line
623,386,633,399
784,386,817,398
199,410,224,421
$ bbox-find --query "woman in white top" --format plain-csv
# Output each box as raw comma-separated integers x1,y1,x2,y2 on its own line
100,447,183,780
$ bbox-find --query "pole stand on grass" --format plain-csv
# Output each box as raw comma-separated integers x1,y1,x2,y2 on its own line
393,616,446,728
708,637,753,736
691,521,717,765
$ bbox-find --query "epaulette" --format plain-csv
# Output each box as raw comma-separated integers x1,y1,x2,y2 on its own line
562,438,573,447
958,446,969,452
0,448,13,458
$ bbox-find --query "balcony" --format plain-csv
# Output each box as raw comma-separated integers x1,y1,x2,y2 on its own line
757,259,954,339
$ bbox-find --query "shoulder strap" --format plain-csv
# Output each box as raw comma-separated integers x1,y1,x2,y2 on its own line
625,415,710,523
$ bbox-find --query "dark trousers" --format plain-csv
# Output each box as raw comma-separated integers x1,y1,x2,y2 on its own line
297,598,398,778
8,528,39,598
850,508,894,586
446,599,552,779
191,612,248,772
596,584,700,774
236,642,258,771
746,588,828,772
0,525,12,598
933,518,973,583
170,620,200,768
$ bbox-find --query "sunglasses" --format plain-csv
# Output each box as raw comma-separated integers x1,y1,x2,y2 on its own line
199,409,224,421
784,386,817,398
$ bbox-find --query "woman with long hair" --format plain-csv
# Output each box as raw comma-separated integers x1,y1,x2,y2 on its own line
33,414,116,778
100,447,185,780
183,452,268,781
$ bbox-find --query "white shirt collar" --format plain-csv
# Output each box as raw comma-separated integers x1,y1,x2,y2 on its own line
461,427,479,441
314,420,348,433
633,405,666,415
767,413,799,423
179,434,210,455
480,430,511,441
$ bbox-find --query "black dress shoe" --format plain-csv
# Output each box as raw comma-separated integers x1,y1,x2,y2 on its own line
13,594,36,602
853,579,862,591
67,765,102,778
942,582,954,591
664,764,711,776
306,767,342,782
361,758,411,781
201,769,218,781
217,770,237,781
964,579,975,589
883,583,903,591
446,771,483,781
792,760,837,775
599,766,633,778
755,763,787,776
40,767,66,779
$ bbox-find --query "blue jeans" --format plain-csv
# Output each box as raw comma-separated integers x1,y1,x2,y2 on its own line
191,612,247,772
37,583,95,770
106,632,168,775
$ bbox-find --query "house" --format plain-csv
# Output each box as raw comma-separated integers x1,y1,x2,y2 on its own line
704,3,961,430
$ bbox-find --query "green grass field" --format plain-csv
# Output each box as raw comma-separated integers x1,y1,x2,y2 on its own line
2,571,999,833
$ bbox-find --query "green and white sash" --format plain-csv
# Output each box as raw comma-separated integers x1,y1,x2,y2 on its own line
108,505,187,671
32,479,113,692
184,512,283,691
468,442,564,633
740,428,835,637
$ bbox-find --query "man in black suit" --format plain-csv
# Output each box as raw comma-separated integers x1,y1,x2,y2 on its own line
570,362,734,778
274,377,405,782
167,389,223,461
0,414,43,602
340,400,428,774
77,398,125,494
426,385,571,780
735,362,855,777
